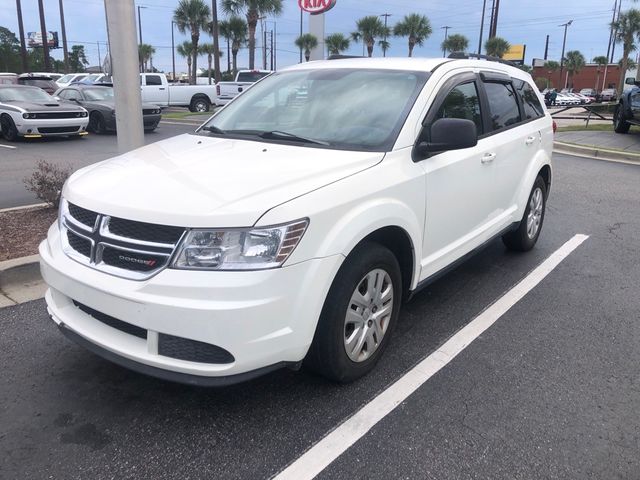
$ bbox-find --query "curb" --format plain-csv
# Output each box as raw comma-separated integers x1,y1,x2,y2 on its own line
0,202,48,214
0,254,44,307
554,141,640,165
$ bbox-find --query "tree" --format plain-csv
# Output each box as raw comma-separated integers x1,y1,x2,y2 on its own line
545,60,560,89
177,41,195,83
592,55,608,90
484,36,510,58
564,50,586,88
441,34,468,56
199,42,222,84
325,33,350,56
68,45,88,72
393,13,432,57
351,16,388,57
219,19,232,73
221,0,283,70
173,0,211,84
220,16,247,74
611,9,640,92
295,34,318,62
138,43,155,72
0,26,21,72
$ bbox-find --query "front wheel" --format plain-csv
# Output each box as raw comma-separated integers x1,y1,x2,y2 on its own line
189,96,210,113
614,104,631,133
88,112,105,134
304,242,402,383
0,114,19,141
502,176,547,252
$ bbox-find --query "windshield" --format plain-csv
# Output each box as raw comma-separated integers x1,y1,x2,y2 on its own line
237,71,271,83
202,68,429,151
84,87,114,101
0,87,56,103
83,74,100,82
58,75,74,84
19,79,54,88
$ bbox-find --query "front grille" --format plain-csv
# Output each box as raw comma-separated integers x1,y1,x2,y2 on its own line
68,203,98,228
73,301,147,339
38,126,80,134
33,112,83,119
109,217,185,245
158,334,235,364
101,246,165,272
67,230,91,258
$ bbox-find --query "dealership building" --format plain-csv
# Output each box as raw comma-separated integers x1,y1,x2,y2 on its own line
531,63,622,92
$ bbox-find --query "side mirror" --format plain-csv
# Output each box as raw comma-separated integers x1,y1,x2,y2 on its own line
415,118,478,158
625,77,637,86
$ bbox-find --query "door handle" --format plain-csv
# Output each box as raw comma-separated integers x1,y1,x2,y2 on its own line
159,87,166,90
481,153,496,164
525,136,536,145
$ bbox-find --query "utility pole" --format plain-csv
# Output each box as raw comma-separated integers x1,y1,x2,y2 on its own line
543,34,549,60
299,9,303,63
171,21,176,82
137,5,146,73
270,30,274,71
610,0,622,63
104,0,144,153
260,17,266,70
478,0,487,55
37,0,51,71
558,20,573,90
489,0,500,38
15,0,28,73
380,13,391,57
441,26,451,57
211,0,221,83
97,41,102,73
603,1,617,90
273,23,277,70
58,0,69,73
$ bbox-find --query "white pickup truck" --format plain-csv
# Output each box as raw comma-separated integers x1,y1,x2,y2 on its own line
213,70,271,105
140,73,218,112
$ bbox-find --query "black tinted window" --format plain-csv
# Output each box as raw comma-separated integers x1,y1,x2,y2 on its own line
514,79,544,119
435,81,483,134
146,75,162,86
237,71,270,82
484,82,521,131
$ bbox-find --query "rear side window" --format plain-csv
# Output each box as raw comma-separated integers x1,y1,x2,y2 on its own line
484,82,521,131
514,79,544,119
435,81,483,135
237,71,270,83
146,75,162,86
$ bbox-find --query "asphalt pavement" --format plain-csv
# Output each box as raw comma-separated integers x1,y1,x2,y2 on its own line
1,152,639,479
0,121,199,209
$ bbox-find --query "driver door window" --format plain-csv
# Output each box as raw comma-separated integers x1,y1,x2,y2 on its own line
434,81,483,135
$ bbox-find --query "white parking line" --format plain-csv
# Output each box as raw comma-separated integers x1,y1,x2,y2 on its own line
274,233,590,480
0,144,17,149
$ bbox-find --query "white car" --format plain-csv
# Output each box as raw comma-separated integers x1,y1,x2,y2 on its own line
0,85,89,141
554,93,580,106
56,73,89,88
40,57,553,385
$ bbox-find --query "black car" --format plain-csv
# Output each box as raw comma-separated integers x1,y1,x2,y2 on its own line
54,84,162,133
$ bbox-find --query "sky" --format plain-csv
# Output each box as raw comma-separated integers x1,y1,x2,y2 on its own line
0,0,626,74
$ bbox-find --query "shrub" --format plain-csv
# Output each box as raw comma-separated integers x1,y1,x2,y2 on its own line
23,160,72,208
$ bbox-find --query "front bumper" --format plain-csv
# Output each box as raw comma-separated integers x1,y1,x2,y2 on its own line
16,117,89,136
40,223,343,385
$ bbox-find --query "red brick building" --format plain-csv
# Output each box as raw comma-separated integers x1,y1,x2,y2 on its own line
531,63,622,92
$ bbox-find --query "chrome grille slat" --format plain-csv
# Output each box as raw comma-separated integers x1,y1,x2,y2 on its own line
60,199,185,281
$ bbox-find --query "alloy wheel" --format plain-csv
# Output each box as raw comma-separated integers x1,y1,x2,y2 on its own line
526,187,544,239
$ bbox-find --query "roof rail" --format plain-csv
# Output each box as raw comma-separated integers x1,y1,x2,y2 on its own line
448,52,518,67
327,54,364,60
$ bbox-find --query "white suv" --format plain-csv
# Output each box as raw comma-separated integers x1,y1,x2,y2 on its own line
40,57,553,385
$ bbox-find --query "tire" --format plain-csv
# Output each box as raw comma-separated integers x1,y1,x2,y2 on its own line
88,112,105,134
614,104,631,134
502,176,547,252
189,96,210,113
304,242,403,383
0,114,19,142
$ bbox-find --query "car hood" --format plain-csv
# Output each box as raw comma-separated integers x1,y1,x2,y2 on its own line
64,133,384,227
17,101,86,112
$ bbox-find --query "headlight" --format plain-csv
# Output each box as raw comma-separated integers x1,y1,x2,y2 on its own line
172,219,308,270
22,113,36,119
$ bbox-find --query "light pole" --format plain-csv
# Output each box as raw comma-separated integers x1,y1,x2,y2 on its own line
137,5,146,45
478,0,487,55
380,13,391,57
59,0,69,73
299,8,303,63
37,0,51,71
15,0,28,72
171,21,176,82
559,20,573,90
441,25,451,57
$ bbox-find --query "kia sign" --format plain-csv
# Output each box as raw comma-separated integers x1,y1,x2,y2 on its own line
298,0,337,15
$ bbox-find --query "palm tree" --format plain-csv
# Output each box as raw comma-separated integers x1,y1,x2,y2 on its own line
173,0,211,84
177,41,195,83
564,50,586,88
545,60,560,89
352,16,388,57
295,34,318,62
441,34,468,56
592,55,608,90
221,0,283,70
393,13,432,57
612,9,640,93
138,43,155,72
220,16,248,74
219,19,232,73
325,33,350,56
199,42,221,84
484,36,510,58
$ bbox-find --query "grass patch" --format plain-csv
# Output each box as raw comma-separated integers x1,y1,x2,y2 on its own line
161,111,213,120
557,123,613,132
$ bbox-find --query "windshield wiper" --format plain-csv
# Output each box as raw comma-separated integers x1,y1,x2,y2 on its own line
258,130,330,146
202,125,225,134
